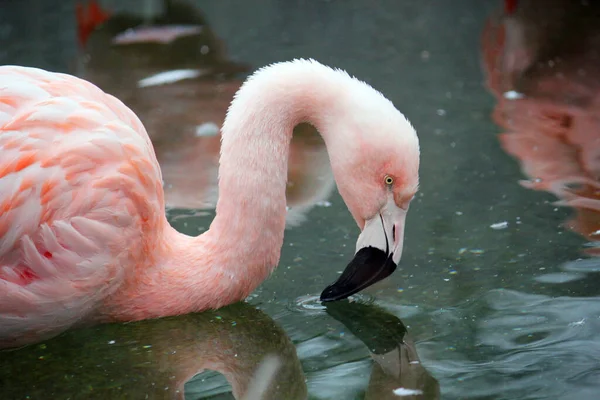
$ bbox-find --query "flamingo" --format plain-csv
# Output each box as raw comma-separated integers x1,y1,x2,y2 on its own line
0,59,420,348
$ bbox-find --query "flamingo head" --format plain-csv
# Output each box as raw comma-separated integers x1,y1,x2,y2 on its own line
320,96,420,302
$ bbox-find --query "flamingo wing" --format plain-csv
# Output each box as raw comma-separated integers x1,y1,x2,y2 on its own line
0,66,164,347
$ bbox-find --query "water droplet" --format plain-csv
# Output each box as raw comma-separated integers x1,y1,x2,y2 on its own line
569,318,586,327
490,221,508,230
195,122,219,137
534,272,585,284
503,90,525,100
393,387,424,396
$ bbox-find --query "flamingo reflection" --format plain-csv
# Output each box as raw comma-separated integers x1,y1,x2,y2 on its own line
75,0,335,225
482,0,600,255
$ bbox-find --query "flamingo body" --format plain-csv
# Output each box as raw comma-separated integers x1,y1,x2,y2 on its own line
0,60,420,348
0,66,166,345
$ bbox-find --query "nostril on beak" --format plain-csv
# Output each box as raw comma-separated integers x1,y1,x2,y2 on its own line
392,225,396,242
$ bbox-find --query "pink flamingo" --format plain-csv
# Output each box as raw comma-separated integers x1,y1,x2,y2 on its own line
0,59,420,348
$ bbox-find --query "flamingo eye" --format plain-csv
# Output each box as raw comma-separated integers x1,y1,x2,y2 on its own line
384,175,394,186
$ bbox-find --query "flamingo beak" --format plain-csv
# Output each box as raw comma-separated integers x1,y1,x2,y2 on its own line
320,198,406,302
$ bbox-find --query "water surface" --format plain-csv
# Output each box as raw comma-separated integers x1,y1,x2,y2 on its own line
1,0,600,399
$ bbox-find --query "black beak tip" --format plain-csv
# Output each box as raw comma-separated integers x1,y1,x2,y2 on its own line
319,285,346,302
319,247,397,304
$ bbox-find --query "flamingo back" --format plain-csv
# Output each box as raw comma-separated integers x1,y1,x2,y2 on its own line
0,66,165,347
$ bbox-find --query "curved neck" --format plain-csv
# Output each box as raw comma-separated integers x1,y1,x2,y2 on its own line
105,63,352,321
202,63,343,290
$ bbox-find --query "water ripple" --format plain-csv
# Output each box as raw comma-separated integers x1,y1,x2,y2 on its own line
290,294,375,315
419,289,600,399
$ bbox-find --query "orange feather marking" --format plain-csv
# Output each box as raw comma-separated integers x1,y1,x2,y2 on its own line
14,152,37,172
2,138,23,150
39,180,56,204
0,97,18,108
10,192,27,209
0,199,11,214
18,178,35,192
40,156,61,168
0,152,37,179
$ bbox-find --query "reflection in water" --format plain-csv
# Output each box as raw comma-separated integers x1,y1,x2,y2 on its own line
0,303,306,399
75,0,335,226
482,0,600,258
324,300,440,399
415,2,600,398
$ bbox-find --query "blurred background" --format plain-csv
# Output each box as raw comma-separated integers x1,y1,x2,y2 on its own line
2,0,600,399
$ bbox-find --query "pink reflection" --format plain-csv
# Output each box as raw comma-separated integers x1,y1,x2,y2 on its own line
74,0,334,225
482,0,600,254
